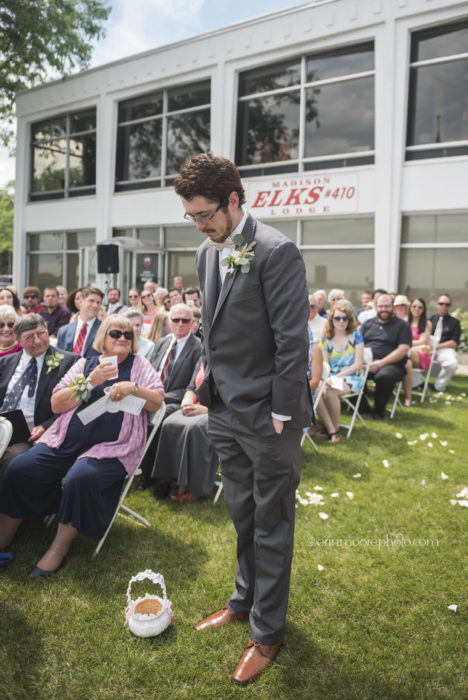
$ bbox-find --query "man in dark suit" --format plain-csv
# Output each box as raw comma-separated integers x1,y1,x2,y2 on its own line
430,293,461,392
0,314,78,483
56,286,103,359
174,154,311,686
136,303,202,490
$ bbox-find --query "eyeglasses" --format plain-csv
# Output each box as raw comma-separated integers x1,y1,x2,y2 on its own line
333,315,349,322
309,304,316,309
24,294,38,299
107,329,134,340
437,301,451,306
22,329,48,342
183,203,222,224
141,294,152,299
128,294,139,299
170,317,191,324
0,321,14,329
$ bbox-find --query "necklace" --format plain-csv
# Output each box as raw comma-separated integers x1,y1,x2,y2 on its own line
0,340,18,352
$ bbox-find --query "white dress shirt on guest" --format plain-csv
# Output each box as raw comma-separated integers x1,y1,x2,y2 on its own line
5,350,46,424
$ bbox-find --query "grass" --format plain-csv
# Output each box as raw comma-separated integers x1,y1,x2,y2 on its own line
1,378,467,699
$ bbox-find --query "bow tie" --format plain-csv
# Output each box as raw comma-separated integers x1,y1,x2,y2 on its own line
209,238,235,252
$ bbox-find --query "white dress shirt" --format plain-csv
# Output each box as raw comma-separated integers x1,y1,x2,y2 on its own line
73,316,98,348
6,350,46,424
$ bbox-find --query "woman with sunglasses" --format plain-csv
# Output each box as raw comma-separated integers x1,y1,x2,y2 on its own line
127,288,141,309
0,306,21,358
140,289,160,335
317,303,364,443
402,297,433,406
0,315,164,576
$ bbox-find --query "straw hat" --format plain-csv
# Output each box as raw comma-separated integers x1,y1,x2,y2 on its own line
393,294,410,308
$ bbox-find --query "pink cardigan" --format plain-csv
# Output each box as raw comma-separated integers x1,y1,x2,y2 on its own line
37,354,164,475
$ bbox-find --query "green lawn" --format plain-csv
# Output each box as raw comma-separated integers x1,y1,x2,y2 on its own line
1,379,467,699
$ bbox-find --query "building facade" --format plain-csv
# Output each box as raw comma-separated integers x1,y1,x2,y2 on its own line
14,0,468,310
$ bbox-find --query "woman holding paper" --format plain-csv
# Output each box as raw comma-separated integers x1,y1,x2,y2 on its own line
317,304,364,444
0,315,164,576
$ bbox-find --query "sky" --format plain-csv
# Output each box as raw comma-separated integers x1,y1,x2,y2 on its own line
0,0,309,189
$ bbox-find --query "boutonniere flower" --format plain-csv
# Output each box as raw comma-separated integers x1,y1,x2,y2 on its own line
221,234,256,277
45,351,64,374
69,374,91,402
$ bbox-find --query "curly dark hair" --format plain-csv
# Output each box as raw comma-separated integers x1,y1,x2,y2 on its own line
323,303,359,339
173,153,245,207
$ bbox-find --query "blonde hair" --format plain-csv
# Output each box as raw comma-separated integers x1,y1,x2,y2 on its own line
93,315,138,354
147,309,169,344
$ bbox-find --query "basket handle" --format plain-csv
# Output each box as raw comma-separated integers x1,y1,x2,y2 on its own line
126,569,167,607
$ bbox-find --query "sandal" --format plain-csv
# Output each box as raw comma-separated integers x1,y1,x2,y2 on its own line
169,489,181,502
179,493,199,503
308,426,329,439
328,431,341,444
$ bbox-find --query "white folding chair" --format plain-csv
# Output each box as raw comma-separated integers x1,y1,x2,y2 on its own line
387,381,403,419
412,337,438,403
93,401,166,557
213,468,223,504
0,417,13,459
301,362,330,451
339,348,372,438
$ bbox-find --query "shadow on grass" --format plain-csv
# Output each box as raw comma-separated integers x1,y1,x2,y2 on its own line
0,602,43,699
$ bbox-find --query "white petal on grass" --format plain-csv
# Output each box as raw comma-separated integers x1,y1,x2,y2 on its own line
445,401,452,405
306,492,324,505
419,433,428,441
330,492,339,498
440,440,448,447
449,449,455,454
395,432,403,439
427,442,433,448
461,392,466,397
447,604,458,613
431,432,438,438
346,491,354,500
314,486,323,491
441,472,449,480
456,487,468,499
353,473,361,478
407,440,418,445
382,459,389,468
456,500,468,508
421,479,426,485
450,499,457,506
318,512,329,520
317,564,324,571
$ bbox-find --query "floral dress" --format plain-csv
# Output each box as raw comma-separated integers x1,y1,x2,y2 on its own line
320,329,365,392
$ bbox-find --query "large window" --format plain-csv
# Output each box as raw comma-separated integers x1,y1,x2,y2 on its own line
236,43,374,177
406,21,468,160
399,214,468,310
28,230,95,289
30,109,96,201
115,80,211,191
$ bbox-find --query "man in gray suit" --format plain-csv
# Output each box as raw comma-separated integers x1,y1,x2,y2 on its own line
174,153,311,686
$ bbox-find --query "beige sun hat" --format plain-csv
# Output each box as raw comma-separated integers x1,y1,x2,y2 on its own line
393,294,410,307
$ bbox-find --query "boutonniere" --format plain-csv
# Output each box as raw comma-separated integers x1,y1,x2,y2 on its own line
221,234,256,276
45,351,64,374
69,374,91,402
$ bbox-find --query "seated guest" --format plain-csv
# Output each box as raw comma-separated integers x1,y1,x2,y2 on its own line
317,305,364,443
358,288,387,324
57,286,68,308
154,287,168,307
66,288,83,317
127,288,141,309
173,275,184,294
138,303,202,490
355,290,373,316
393,294,410,321
361,294,412,419
105,287,126,316
0,314,78,484
39,286,71,337
0,315,164,575
0,306,21,358
23,286,44,314
192,308,203,340
314,289,328,317
124,310,154,361
57,286,103,359
151,360,218,502
0,288,23,315
147,309,170,344
328,288,345,310
430,293,461,393
183,287,201,308
308,294,326,341
168,287,183,307
403,297,433,406
140,289,159,335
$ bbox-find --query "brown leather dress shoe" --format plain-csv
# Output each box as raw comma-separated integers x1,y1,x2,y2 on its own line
194,605,247,631
231,639,282,686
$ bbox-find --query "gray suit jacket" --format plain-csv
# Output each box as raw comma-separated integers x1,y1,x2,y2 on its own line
196,213,312,435
151,333,202,405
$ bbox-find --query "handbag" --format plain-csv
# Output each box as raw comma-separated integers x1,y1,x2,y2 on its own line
125,569,173,638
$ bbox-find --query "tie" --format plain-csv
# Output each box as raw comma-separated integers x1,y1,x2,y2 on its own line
1,357,38,411
159,338,176,383
209,238,235,252
434,317,443,344
166,342,178,378
73,322,88,355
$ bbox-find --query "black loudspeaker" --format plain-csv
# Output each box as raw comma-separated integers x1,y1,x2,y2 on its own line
97,244,119,274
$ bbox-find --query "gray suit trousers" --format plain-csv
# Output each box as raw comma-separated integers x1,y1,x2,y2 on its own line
207,398,301,646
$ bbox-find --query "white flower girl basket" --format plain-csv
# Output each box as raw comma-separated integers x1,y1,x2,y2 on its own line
125,569,173,637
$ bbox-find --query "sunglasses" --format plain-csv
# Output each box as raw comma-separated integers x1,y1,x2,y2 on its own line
24,294,38,299
107,329,134,340
128,294,139,299
0,321,14,329
141,294,152,299
333,315,349,322
170,317,191,324
437,302,451,306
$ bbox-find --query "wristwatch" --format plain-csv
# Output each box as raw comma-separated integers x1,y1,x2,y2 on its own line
133,383,139,395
